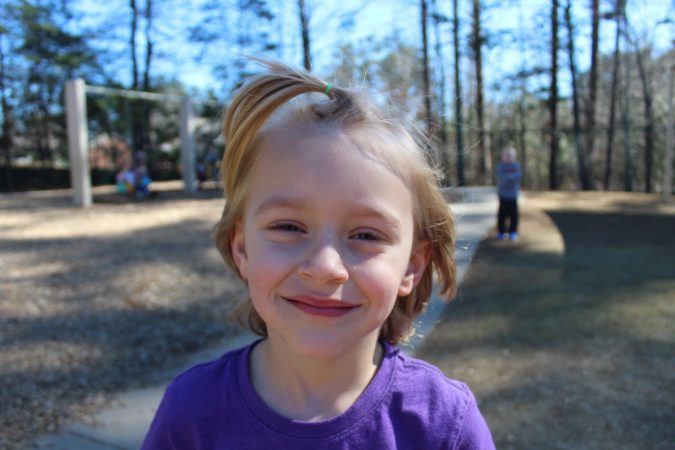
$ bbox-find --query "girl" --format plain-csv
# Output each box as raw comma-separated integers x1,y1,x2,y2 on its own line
142,60,494,449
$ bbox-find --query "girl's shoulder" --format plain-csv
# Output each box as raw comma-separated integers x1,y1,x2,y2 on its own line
386,346,495,449
157,344,248,417
391,348,474,409
141,343,255,449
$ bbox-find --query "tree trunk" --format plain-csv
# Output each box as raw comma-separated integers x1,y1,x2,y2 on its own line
142,0,153,91
452,0,465,186
298,0,311,71
141,0,153,150
549,0,559,190
421,0,432,134
622,27,633,192
130,0,139,89
604,2,623,190
130,0,142,152
518,99,527,188
0,31,13,191
583,0,600,188
564,0,588,189
431,0,451,185
471,0,490,183
635,46,654,193
37,81,54,168
420,0,437,166
517,7,527,188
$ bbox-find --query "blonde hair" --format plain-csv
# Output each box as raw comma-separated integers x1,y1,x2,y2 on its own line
213,59,456,344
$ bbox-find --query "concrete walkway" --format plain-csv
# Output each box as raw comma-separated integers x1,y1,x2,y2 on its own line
31,187,498,450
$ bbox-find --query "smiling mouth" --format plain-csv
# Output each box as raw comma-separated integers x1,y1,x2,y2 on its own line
283,296,359,318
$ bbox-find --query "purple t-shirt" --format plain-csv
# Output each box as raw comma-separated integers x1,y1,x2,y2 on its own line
142,340,495,449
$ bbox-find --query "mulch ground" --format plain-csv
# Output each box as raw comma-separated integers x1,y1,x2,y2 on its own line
417,191,675,450
0,185,244,450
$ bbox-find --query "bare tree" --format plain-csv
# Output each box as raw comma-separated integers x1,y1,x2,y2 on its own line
431,0,451,185
516,6,527,188
142,0,153,92
452,0,465,186
141,0,154,150
420,0,433,141
127,0,156,152
129,0,143,152
621,31,633,192
549,0,560,190
583,0,600,188
0,30,13,191
470,0,490,183
634,44,655,192
604,0,624,190
130,0,139,90
564,0,588,189
298,0,311,71
620,11,655,193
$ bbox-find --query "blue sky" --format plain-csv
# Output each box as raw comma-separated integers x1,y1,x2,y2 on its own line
74,0,673,99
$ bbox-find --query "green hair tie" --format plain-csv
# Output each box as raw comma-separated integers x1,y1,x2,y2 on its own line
324,83,332,96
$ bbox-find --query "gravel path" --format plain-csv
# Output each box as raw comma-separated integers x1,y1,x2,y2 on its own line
0,184,244,450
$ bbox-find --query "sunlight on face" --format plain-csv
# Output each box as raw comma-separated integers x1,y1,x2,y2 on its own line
230,126,424,359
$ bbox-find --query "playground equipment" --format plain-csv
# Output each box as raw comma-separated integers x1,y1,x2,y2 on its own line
65,79,197,207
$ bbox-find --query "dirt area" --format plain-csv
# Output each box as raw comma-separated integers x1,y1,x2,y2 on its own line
0,183,244,450
417,191,675,450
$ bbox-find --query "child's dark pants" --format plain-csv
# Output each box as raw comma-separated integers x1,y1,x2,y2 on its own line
498,197,519,234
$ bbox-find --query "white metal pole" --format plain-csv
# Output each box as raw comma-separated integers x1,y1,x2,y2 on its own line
85,84,183,102
664,64,673,202
65,79,92,207
180,97,197,192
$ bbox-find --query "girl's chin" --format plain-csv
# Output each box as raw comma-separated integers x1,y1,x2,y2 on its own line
272,331,376,361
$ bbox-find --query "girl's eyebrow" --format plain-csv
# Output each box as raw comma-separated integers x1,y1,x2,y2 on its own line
350,206,403,232
253,196,305,216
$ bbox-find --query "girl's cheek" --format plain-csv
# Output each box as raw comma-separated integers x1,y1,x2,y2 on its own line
249,242,305,270
356,261,405,300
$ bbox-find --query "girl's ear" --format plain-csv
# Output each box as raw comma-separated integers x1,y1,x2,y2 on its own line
230,221,249,280
398,240,431,297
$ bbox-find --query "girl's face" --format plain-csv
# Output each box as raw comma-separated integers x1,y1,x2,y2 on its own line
230,126,428,360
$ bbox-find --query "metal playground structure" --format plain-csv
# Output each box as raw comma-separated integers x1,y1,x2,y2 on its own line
65,79,197,207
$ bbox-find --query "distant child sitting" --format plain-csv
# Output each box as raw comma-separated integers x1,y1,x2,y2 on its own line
115,163,135,194
496,146,522,241
115,156,152,199
141,60,495,449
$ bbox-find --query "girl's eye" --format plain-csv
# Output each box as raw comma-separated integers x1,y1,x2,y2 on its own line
269,223,303,233
352,231,382,242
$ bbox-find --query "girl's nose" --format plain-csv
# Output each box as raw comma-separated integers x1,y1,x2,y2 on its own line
298,243,349,284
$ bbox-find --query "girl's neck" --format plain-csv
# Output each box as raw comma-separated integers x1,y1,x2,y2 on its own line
250,334,383,422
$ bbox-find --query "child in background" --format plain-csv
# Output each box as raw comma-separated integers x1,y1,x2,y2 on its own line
496,146,522,241
141,60,494,449
115,163,135,195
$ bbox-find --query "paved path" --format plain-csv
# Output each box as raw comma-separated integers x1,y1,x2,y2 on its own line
32,187,498,450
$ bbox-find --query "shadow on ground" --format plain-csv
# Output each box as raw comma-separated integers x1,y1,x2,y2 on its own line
417,203,675,450
0,200,244,449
